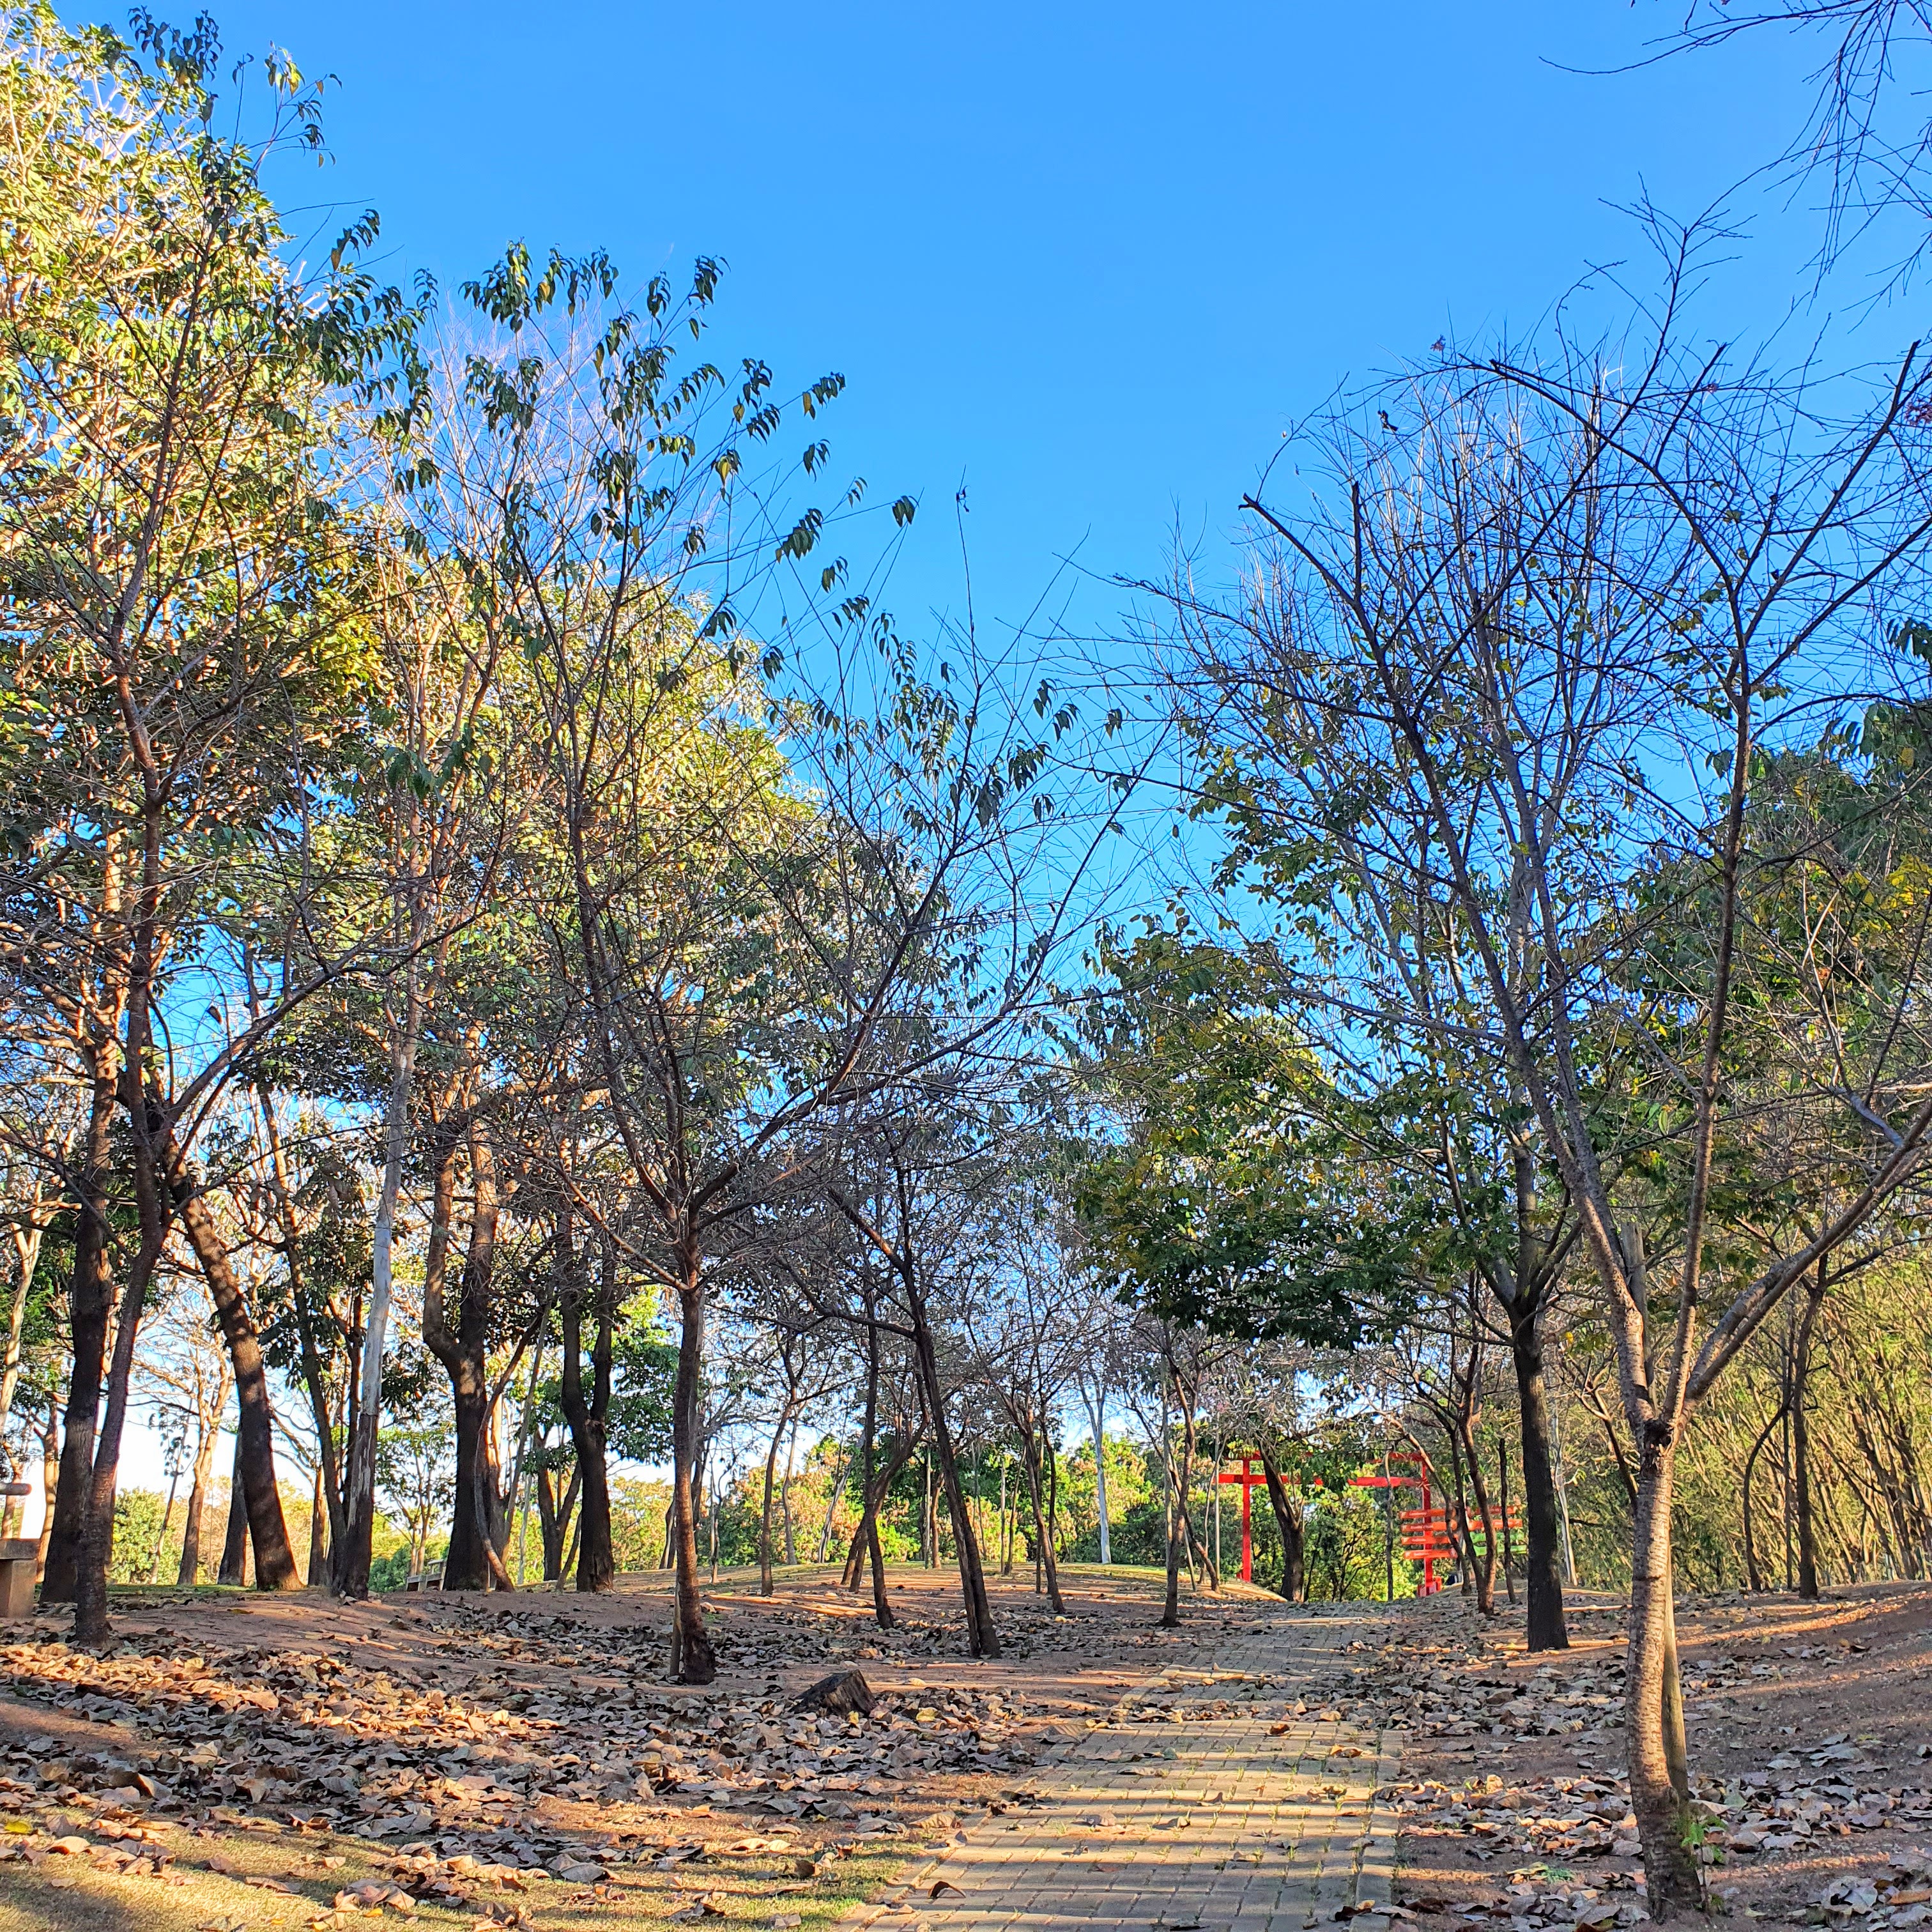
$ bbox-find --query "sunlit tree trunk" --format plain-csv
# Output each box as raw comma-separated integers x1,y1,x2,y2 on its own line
338,945,424,1598
1627,1429,1701,1912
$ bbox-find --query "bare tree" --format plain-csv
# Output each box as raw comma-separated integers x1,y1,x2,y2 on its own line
1174,265,1932,1910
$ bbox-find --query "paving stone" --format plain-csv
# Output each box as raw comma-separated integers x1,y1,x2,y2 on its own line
841,1604,1405,1932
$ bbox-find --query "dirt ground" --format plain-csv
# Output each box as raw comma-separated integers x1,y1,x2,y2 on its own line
0,1560,1258,1931
1380,1581,1932,1931
3,1560,1920,1932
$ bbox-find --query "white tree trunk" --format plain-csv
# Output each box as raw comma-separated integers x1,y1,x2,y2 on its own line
1086,1381,1110,1565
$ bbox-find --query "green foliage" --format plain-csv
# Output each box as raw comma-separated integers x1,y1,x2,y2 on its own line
1303,1487,1401,1601
107,1488,168,1583
1074,928,1404,1346
609,1317,678,1465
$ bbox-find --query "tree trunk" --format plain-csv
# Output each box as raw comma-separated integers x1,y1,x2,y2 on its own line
843,1344,908,1627
1627,1427,1703,1917
429,1129,505,1591
558,1233,616,1597
1160,1377,1183,1628
177,1401,222,1587
1443,1423,1496,1613
1087,1383,1110,1565
143,1466,180,1583
1,1218,45,1435
1509,1318,1569,1648
905,1287,999,1658
1741,1393,1786,1593
1016,1410,1066,1613
1462,1423,1500,1613
218,1429,249,1586
842,1435,913,1620
43,1050,118,1606
759,1403,790,1597
1258,1444,1305,1601
36,1404,58,1581
1163,1384,1198,1629
1045,1421,1061,1568
307,1462,328,1584
1004,1453,1020,1576
668,1254,714,1681
1498,1439,1518,1606
537,1460,579,1581
813,1455,845,1563
844,1321,882,1595
256,1084,347,1558
73,1131,169,1643
1793,1276,1825,1600
337,947,424,1598
164,1146,300,1591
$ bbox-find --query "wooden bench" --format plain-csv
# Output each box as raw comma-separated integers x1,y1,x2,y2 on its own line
404,1559,445,1593
0,1483,34,1618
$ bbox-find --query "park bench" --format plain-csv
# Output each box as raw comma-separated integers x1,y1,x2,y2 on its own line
404,1558,445,1593
0,1482,34,1617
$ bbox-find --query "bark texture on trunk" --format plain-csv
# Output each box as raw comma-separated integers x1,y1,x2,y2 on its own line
537,1461,579,1581
307,1462,328,1584
1626,1427,1704,1917
1510,1321,1570,1648
73,1131,168,1643
257,1085,346,1560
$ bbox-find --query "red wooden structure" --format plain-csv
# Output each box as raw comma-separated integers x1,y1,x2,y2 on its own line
1218,1451,1521,1595
1216,1457,1269,1581
1349,1454,1523,1593
1351,1453,1448,1592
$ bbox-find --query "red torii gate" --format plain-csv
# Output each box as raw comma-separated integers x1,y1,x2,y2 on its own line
1216,1450,1461,1593
1350,1453,1450,1593
1216,1457,1269,1581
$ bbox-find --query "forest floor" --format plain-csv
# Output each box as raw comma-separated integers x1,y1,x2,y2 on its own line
0,1559,1276,1932
0,1563,1925,1932
1383,1579,1932,1932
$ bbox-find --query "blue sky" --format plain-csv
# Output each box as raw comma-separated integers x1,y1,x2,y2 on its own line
193,0,1841,646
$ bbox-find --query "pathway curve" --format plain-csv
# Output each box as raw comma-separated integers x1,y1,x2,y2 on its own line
851,1602,1406,1932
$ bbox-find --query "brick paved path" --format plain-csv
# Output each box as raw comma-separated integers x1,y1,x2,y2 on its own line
851,1602,1405,1932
